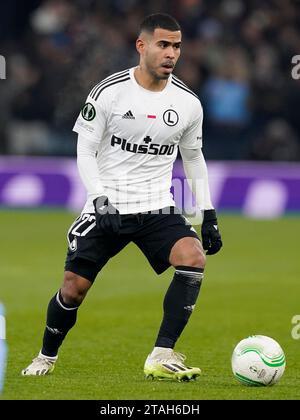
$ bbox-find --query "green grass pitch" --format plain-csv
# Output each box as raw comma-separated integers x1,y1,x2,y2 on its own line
0,210,299,400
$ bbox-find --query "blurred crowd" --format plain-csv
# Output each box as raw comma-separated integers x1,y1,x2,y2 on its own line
0,0,300,160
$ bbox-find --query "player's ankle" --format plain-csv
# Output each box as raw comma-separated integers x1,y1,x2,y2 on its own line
150,347,173,357
38,350,58,362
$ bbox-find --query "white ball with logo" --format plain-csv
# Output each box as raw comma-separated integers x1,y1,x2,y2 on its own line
231,335,286,386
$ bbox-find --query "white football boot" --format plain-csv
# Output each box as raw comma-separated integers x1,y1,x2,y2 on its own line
144,347,201,381
21,352,57,376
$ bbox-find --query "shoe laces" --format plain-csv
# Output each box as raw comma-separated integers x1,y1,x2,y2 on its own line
153,350,187,365
32,357,54,367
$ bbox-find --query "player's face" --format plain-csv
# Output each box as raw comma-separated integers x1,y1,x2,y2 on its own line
140,28,182,80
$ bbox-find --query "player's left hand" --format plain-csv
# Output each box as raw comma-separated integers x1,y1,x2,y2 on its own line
93,196,122,234
201,209,223,255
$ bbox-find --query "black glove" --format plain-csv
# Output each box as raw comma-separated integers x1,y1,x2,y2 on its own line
93,196,122,234
201,209,222,255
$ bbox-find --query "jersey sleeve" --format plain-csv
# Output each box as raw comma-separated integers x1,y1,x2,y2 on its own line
180,100,203,149
73,89,108,143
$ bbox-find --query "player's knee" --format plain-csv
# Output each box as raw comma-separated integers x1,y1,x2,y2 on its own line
170,238,206,269
61,271,90,306
61,286,86,307
184,248,206,269
176,246,206,269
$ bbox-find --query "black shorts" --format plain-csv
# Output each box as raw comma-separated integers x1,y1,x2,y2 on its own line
65,207,200,282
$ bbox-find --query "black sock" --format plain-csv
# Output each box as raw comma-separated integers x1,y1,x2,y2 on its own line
41,290,79,357
155,266,204,349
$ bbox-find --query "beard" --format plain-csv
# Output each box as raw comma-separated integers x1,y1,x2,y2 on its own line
147,64,173,80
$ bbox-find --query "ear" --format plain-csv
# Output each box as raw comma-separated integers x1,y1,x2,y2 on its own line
136,37,145,55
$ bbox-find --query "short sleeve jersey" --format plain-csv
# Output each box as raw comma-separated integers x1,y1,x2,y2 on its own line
73,67,203,214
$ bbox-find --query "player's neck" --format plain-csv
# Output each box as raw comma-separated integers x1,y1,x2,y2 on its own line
134,66,169,92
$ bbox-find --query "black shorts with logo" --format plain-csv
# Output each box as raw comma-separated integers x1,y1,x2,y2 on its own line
65,207,200,282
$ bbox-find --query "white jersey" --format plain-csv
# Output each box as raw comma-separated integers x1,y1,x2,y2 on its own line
73,66,203,214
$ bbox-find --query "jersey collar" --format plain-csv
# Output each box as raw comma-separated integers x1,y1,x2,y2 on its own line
130,67,172,95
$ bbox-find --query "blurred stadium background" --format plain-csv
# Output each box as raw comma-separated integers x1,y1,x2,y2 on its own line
1,0,300,400
0,0,300,216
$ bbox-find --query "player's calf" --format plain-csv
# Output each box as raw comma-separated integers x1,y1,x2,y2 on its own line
21,288,80,376
40,271,92,358
155,265,204,349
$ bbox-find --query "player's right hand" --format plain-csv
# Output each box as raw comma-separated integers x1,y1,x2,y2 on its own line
93,196,122,234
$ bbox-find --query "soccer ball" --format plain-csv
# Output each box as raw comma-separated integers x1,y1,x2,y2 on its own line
231,335,286,386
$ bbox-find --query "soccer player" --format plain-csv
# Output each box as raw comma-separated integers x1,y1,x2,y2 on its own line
22,13,222,381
